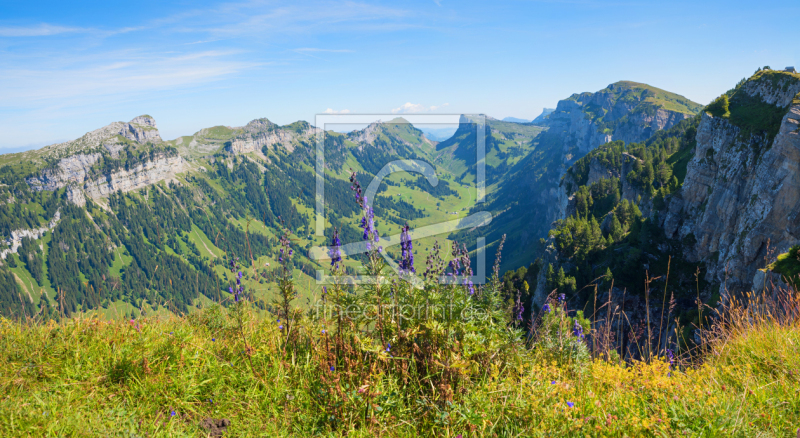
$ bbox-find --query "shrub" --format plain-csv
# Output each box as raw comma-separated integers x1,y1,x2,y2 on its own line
705,94,730,117
531,295,591,375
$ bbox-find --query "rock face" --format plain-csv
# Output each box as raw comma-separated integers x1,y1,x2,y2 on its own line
0,209,61,260
83,153,186,198
546,98,613,163
26,116,185,200
37,115,162,159
27,153,102,191
661,74,800,293
226,119,321,154
546,82,695,166
612,109,692,145
348,121,382,146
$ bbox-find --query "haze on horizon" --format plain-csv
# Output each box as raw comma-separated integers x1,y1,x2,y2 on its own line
0,0,797,151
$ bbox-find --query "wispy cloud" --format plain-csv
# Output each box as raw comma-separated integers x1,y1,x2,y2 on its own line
391,102,449,114
295,48,354,53
323,108,351,114
0,23,88,37
0,50,256,104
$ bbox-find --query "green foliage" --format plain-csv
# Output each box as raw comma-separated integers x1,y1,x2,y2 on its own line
532,303,590,375
768,245,800,288
705,94,730,118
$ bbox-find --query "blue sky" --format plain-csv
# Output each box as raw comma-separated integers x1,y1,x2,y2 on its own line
1,0,798,150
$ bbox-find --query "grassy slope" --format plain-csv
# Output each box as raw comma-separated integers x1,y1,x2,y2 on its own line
576,81,702,116
0,305,798,437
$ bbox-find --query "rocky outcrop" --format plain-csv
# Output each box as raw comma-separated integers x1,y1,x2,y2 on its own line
226,118,321,154
37,115,162,160
27,152,185,197
27,153,102,191
0,209,61,260
612,109,692,145
24,116,187,199
83,154,186,198
546,82,695,167
546,98,613,163
661,76,800,294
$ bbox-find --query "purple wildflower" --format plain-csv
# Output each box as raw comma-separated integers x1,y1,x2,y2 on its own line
170,410,176,417
330,366,335,372
328,229,342,266
573,320,584,340
566,401,574,408
399,224,415,274
543,304,551,313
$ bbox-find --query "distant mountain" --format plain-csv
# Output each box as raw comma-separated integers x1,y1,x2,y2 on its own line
0,114,474,319
0,80,706,321
531,108,555,124
516,68,800,347
501,117,531,124
416,126,458,142
450,81,702,272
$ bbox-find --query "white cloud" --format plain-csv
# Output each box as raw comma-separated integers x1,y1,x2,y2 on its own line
324,108,351,114
295,48,354,53
391,102,449,114
0,23,87,37
0,50,256,104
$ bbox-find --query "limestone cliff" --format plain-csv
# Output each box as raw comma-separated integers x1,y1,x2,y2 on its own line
661,71,800,293
0,209,61,260
547,81,699,167
82,153,186,198
36,115,162,160
226,119,321,154
25,116,185,202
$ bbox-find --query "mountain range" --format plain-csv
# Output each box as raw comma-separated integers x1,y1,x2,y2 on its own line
2,70,799,334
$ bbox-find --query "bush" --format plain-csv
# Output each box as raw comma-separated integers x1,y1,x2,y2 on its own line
532,296,591,375
705,94,730,118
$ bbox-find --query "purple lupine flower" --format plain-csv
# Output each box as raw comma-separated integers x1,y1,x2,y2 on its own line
328,229,342,266
558,293,566,303
399,224,415,274
573,320,584,340
543,304,551,313
666,349,675,371
463,279,475,295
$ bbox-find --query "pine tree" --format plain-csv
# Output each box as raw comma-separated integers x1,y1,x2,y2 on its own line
611,214,624,242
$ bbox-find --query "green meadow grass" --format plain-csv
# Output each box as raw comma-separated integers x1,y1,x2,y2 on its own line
1,291,799,437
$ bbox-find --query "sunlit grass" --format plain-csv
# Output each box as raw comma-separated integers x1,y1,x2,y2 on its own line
1,287,799,437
